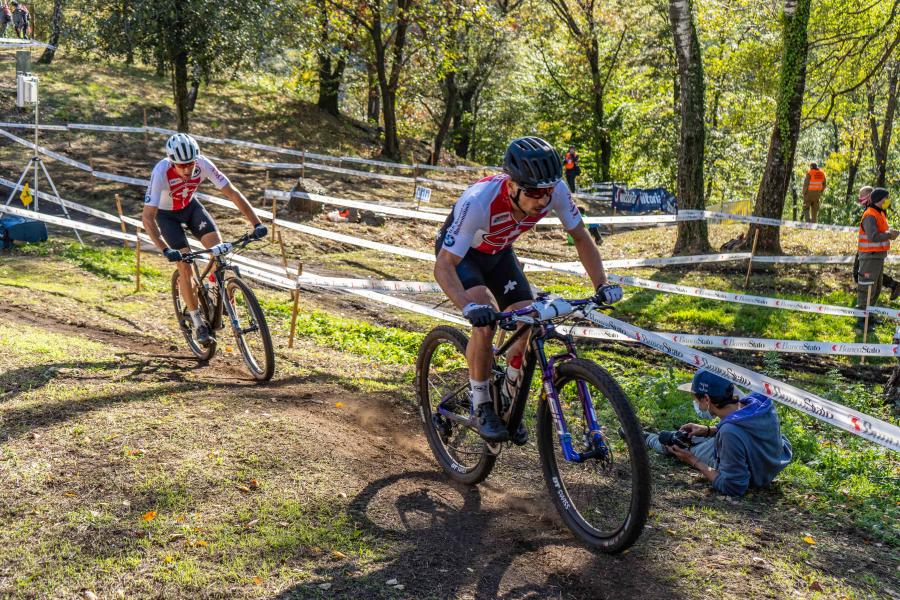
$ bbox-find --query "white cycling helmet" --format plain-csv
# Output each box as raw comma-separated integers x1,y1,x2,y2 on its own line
166,133,200,164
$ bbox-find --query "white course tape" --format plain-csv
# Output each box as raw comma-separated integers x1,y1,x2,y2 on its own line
92,171,150,187
610,274,900,320
0,122,68,132
0,128,92,171
584,312,900,452
344,289,469,326
0,177,125,228
266,190,446,223
0,203,137,243
67,124,147,134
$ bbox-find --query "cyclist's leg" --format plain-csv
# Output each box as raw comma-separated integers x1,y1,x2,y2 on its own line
485,248,534,360
158,208,198,311
186,201,221,249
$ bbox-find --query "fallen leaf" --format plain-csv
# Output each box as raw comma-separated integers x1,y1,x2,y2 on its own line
331,550,347,559
318,583,331,590
64,491,77,498
236,485,251,493
142,510,157,522
192,539,208,547
253,576,263,585
335,402,344,408
803,535,816,545
245,519,259,529
249,479,259,490
386,579,398,586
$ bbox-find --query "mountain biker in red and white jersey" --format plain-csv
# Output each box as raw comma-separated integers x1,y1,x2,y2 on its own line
142,133,267,346
434,137,622,443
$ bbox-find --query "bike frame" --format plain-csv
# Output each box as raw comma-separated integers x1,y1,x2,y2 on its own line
182,236,258,339
435,297,611,463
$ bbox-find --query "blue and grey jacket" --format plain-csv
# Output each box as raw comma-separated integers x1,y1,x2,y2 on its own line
712,392,793,497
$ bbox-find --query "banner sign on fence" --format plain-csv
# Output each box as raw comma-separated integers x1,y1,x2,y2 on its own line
613,185,678,214
414,186,432,204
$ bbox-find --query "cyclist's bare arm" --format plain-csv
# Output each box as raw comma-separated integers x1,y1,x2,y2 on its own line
568,223,608,288
141,204,168,251
219,183,262,228
435,249,480,310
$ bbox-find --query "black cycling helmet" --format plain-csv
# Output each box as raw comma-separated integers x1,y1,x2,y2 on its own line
503,137,562,188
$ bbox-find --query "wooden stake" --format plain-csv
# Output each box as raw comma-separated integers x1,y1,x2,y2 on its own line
743,228,760,288
288,261,303,349
135,226,143,293
276,231,298,302
270,194,277,240
114,194,128,247
862,284,874,363
300,150,306,180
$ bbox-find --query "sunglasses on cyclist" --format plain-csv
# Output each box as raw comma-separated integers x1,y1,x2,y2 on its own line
522,186,553,199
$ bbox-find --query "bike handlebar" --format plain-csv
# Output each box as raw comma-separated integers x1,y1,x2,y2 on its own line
492,294,614,329
178,232,259,262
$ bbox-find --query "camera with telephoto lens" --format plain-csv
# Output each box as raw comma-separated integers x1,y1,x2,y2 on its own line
658,429,693,449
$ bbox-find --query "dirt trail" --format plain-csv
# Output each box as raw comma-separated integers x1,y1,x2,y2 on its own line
0,270,896,600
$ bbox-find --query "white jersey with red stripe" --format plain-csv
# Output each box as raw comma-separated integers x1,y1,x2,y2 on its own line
144,156,230,211
441,173,581,257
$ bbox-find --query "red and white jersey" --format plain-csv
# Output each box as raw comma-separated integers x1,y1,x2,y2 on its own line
441,173,581,257
144,156,230,211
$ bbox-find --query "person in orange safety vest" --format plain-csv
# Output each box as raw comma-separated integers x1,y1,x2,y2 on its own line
801,162,826,223
855,187,900,333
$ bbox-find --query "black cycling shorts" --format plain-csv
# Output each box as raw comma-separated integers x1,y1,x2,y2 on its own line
436,236,533,310
156,200,218,250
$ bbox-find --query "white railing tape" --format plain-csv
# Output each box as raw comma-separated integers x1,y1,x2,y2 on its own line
583,311,900,452
610,274,899,320
0,203,137,243
266,190,446,223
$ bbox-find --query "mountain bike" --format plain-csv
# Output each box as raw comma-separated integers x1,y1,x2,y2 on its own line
415,293,650,552
171,232,275,381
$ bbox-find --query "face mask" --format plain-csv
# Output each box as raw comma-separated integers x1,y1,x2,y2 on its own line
693,398,714,420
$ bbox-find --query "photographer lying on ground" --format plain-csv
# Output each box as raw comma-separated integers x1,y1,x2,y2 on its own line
645,370,793,497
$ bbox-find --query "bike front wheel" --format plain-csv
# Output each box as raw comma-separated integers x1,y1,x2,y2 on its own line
171,269,217,361
415,326,496,485
536,358,650,553
224,277,275,381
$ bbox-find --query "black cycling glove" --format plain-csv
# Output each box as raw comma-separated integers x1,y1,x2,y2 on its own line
463,303,496,327
163,248,183,262
594,283,623,305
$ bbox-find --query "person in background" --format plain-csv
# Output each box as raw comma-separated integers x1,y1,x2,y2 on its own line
1,4,12,37
855,187,900,333
11,1,28,39
645,369,793,497
563,145,579,192
801,162,827,222
854,186,900,302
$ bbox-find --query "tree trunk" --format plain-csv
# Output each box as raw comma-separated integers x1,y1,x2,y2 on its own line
317,54,345,117
845,138,862,203
371,0,412,160
670,0,711,254
172,52,190,132
868,62,899,188
432,72,458,165
587,40,611,182
36,0,63,64
452,88,475,158
747,0,811,254
366,62,379,124
315,0,344,118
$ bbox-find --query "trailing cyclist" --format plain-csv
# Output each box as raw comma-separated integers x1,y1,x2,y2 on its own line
434,136,622,443
142,133,267,346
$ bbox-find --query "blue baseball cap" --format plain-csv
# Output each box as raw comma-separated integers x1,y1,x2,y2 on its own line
677,369,734,399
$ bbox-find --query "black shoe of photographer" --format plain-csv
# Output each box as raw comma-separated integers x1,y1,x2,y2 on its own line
475,403,510,443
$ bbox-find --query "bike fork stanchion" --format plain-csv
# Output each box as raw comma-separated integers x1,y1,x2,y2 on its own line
288,260,302,348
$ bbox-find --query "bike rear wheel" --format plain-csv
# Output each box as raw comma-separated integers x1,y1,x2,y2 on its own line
536,358,650,553
171,269,217,361
415,326,496,485
224,277,275,381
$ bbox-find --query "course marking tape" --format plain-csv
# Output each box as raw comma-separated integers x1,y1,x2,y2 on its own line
609,274,900,320
583,311,900,452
